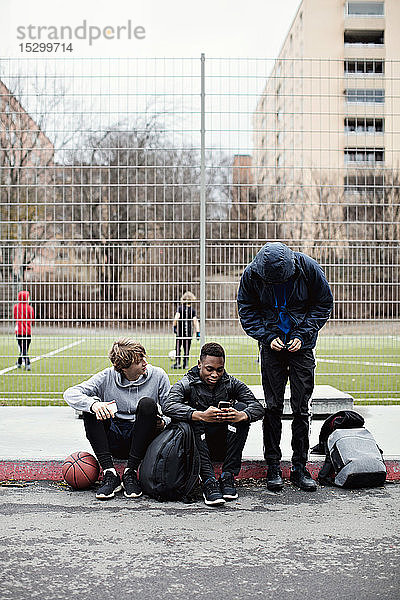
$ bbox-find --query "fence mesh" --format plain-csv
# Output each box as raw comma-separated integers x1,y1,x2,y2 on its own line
0,56,399,404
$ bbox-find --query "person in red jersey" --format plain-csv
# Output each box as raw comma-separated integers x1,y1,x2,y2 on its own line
13,290,34,371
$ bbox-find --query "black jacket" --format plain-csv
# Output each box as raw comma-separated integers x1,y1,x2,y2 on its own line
237,242,333,349
161,366,265,423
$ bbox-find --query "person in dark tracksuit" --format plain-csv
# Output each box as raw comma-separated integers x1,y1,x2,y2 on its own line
237,242,333,492
172,291,200,370
162,342,264,506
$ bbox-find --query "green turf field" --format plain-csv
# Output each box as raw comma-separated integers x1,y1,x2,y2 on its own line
1,333,399,404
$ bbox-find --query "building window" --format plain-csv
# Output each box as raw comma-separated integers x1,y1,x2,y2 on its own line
344,148,384,163
344,174,384,194
344,117,384,133
344,29,384,44
345,89,384,103
346,2,384,16
343,203,383,223
344,59,384,74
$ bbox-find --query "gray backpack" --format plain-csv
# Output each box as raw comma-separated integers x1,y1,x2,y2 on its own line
323,428,386,488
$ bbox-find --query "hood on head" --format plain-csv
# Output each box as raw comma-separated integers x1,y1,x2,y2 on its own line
250,242,296,283
18,290,30,302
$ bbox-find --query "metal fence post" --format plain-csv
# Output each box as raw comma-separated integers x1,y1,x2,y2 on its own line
200,53,206,347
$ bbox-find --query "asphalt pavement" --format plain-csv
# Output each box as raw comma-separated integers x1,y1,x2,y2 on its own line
0,480,398,600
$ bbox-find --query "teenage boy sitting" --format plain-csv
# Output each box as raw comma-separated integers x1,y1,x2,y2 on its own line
64,338,170,500
161,342,264,505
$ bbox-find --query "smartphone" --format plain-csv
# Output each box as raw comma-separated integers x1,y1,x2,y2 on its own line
218,401,230,410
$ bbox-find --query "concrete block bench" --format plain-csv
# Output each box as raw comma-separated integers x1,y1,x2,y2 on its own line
75,384,353,420
249,384,354,418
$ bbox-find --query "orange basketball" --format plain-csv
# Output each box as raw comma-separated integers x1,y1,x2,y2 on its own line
62,451,100,489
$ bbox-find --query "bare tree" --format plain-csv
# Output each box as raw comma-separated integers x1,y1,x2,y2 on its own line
0,74,84,284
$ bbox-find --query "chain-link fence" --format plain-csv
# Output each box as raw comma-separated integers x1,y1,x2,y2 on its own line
0,56,399,404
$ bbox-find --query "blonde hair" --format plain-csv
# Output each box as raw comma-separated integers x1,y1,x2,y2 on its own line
181,291,196,303
108,338,147,373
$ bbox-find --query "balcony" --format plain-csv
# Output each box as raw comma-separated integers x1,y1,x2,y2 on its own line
344,30,384,46
344,147,384,166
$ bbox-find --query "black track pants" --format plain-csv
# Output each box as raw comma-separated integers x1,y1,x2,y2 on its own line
16,335,31,366
191,402,250,480
83,397,159,471
261,346,315,466
175,337,192,367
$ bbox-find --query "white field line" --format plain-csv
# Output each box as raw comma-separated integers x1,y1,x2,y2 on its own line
317,358,399,368
0,340,85,375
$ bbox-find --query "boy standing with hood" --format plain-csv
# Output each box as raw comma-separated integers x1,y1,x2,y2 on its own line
237,242,333,492
14,290,34,371
64,338,170,500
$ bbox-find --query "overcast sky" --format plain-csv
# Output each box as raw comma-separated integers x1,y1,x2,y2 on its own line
3,0,301,58
1,0,302,154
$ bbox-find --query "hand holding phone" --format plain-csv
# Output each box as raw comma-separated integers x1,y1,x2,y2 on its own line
218,401,230,410
216,401,248,423
217,400,233,421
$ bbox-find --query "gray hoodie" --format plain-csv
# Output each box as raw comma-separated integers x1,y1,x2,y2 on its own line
63,364,171,422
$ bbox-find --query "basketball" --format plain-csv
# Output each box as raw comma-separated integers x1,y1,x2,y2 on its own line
62,451,100,490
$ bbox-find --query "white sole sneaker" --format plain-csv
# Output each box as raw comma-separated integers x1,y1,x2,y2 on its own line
203,494,226,506
222,493,238,500
95,484,122,499
122,481,143,498
123,490,143,498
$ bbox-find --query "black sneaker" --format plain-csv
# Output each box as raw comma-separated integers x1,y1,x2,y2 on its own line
202,477,226,506
219,472,238,500
290,465,317,491
122,469,142,498
171,364,181,369
96,470,122,499
267,464,284,491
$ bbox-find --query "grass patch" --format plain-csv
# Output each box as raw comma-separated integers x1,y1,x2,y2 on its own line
1,333,399,404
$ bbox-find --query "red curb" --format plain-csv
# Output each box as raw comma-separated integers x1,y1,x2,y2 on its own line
1,459,399,483
0,461,65,482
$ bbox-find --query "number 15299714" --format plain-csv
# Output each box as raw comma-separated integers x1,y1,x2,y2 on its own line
19,43,73,53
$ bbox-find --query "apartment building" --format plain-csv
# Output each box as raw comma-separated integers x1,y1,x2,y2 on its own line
230,154,257,239
253,0,400,247
0,80,55,284
0,80,54,185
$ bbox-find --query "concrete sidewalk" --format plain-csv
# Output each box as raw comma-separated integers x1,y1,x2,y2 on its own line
1,405,399,481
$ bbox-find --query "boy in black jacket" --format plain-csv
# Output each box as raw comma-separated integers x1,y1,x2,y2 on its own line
237,242,333,492
162,342,264,505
